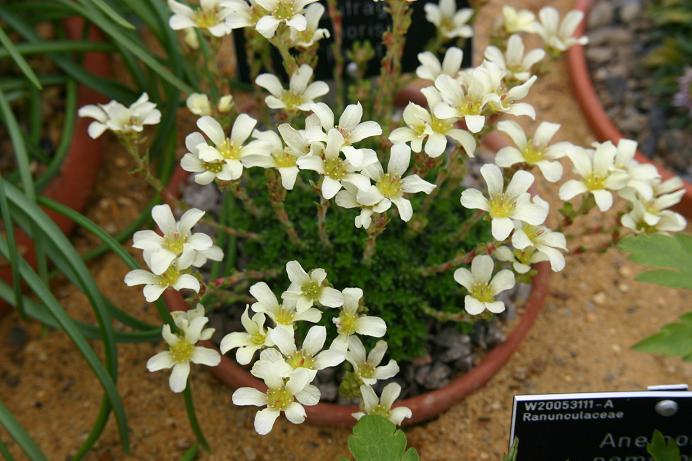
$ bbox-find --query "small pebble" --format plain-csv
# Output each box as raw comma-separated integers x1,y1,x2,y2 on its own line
593,292,607,305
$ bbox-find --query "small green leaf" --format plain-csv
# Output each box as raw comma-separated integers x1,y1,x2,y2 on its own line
503,438,519,461
347,416,420,461
647,430,682,461
633,311,692,361
618,234,692,289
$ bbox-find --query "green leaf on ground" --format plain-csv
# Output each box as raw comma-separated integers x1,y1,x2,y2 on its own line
647,430,682,461
634,311,692,361
346,416,419,461
618,234,692,289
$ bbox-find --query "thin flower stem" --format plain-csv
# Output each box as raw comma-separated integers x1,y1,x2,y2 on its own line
418,242,495,276
317,195,332,248
225,181,263,218
362,214,389,264
447,209,485,243
327,0,345,113
266,170,302,246
183,385,210,452
208,269,281,290
271,28,298,76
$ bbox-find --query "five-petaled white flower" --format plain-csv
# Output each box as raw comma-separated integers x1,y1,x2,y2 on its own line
78,93,161,139
232,367,320,435
619,177,687,233
289,3,330,47
612,139,660,201
132,204,213,275
220,307,274,365
335,184,391,230
424,0,474,39
167,0,236,37
495,120,571,182
460,164,548,241
359,144,436,222
281,261,344,312
484,34,545,83
346,337,399,386
353,383,412,426
124,257,200,302
416,47,464,82
253,0,320,39
297,129,374,199
500,6,536,34
532,7,588,53
244,124,312,190
269,326,345,371
256,65,329,112
146,308,220,392
496,222,567,273
454,254,515,315
559,142,629,211
250,282,322,330
389,87,476,158
332,288,386,351
306,102,382,155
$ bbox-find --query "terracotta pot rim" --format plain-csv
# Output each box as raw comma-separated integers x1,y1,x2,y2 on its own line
566,0,692,217
162,132,550,426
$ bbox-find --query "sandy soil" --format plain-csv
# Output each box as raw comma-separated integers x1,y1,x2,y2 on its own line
1,0,690,460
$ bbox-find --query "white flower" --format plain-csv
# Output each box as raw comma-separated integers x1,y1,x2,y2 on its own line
191,245,224,268
167,0,236,37
495,120,571,182
353,384,412,426
559,142,629,211
217,94,234,113
253,0,320,39
269,326,345,370
460,164,548,241
243,125,311,190
180,114,261,184
501,6,536,34
612,139,660,201
256,65,329,112
232,367,320,435
484,35,545,83
359,144,436,222
132,204,213,275
281,261,344,312
124,258,200,302
297,129,374,199
289,3,330,47
220,307,274,365
532,7,588,53
496,223,568,272
250,282,322,330
186,93,212,116
306,102,382,152
332,288,386,350
424,0,474,39
620,177,687,233
416,47,464,82
389,87,476,158
225,0,257,30
621,199,686,235
346,337,399,386
335,184,391,230
78,93,161,139
454,254,515,315
147,314,220,393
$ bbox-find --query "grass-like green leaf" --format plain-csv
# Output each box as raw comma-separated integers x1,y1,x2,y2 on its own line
647,430,682,461
0,40,113,58
503,438,519,461
346,416,420,461
83,0,135,30
0,177,24,317
618,234,692,289
633,312,692,361
0,399,47,461
0,26,42,89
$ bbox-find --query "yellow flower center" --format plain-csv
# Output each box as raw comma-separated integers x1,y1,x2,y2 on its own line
522,143,544,164
430,116,452,134
193,7,220,29
274,307,295,325
457,98,483,116
273,1,295,20
488,194,515,218
584,173,606,191
267,387,294,411
157,266,181,287
439,17,454,34
163,233,185,255
369,404,391,418
377,173,402,199
287,351,316,369
514,248,535,265
219,138,242,160
275,149,297,168
250,331,267,346
470,283,495,303
521,224,540,243
281,91,303,109
357,362,375,379
338,311,358,336
170,337,194,363
324,157,348,180
301,280,321,300
203,160,224,173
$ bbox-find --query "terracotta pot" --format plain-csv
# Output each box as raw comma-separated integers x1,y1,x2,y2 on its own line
566,0,692,217
162,132,551,426
0,18,110,310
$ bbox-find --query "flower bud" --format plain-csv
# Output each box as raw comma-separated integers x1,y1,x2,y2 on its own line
217,95,234,113
186,93,211,116
184,29,199,49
